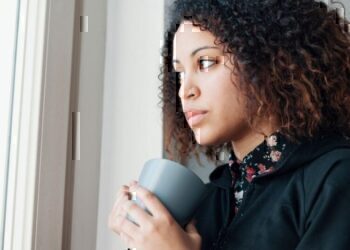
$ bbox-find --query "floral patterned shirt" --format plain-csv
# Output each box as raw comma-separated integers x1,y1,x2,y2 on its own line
228,131,288,216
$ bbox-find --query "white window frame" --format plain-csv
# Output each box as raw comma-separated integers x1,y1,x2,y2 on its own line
0,0,21,248
3,0,76,249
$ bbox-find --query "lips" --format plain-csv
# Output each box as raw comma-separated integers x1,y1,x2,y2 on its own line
183,109,208,126
184,110,208,120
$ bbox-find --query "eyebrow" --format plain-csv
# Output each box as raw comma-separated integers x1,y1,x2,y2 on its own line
172,46,220,64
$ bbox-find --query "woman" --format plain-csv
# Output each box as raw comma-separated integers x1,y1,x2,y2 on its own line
108,0,350,249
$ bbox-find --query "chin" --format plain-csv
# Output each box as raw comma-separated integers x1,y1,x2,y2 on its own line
193,127,224,146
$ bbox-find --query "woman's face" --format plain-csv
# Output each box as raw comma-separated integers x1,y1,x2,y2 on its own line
173,20,252,146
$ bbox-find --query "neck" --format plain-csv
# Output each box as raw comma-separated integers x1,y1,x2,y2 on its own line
231,132,265,162
231,122,279,161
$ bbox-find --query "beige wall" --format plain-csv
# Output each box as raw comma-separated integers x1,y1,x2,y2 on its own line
96,1,164,249
66,0,107,249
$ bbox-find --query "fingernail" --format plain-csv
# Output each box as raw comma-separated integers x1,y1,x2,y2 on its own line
130,191,137,201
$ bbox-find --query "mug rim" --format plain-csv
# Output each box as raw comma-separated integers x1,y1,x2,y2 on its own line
143,158,205,185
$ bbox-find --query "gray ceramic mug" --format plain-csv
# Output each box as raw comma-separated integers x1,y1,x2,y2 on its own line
127,158,207,228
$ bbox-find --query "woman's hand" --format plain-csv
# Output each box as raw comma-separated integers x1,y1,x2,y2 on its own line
108,181,202,250
108,180,138,236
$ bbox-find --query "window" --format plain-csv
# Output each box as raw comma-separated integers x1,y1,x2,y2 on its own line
0,0,48,248
0,0,21,248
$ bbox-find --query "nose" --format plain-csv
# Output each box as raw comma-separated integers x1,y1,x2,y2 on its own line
178,72,199,100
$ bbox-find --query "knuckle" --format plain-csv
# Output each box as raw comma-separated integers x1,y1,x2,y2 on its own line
162,215,174,226
143,191,154,201
117,186,129,196
151,225,160,234
126,201,137,211
119,185,128,192
145,222,159,234
116,190,129,202
121,193,130,201
194,233,202,242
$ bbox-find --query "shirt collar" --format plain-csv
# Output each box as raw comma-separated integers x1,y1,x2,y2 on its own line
210,131,290,188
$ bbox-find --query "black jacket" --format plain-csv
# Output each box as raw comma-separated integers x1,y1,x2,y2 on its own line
193,133,350,250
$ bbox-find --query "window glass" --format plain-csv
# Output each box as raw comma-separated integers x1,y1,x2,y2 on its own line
0,0,21,248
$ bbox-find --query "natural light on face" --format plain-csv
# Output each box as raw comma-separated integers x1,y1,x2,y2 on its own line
172,21,225,81
172,20,251,147
172,21,227,99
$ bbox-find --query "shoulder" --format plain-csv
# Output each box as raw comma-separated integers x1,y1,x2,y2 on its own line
296,151,350,249
302,148,350,212
320,148,350,189
303,148,350,189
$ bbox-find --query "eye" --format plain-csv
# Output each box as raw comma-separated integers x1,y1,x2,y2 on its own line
199,57,217,71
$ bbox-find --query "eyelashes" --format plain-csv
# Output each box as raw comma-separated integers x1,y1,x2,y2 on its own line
198,57,218,71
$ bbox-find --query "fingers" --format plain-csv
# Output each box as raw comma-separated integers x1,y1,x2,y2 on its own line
113,213,139,242
185,219,198,234
130,185,171,221
115,194,130,218
113,179,138,209
121,200,153,229
108,181,137,235
114,179,138,202
120,232,135,249
128,180,138,187
108,194,130,235
112,185,130,213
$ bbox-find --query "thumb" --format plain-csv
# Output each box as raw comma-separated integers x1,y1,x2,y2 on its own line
185,219,198,234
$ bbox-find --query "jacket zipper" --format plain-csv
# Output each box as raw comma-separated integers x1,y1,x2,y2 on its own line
214,168,283,249
212,163,284,250
210,187,233,250
212,182,256,249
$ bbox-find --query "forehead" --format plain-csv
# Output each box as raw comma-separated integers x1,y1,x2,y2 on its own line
173,21,217,50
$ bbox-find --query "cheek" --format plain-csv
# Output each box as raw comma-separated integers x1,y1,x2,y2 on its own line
220,92,248,136
196,90,248,144
192,70,249,143
211,82,248,131
195,109,248,146
208,77,244,116
207,108,249,144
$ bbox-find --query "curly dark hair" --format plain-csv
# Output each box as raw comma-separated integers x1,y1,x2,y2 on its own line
157,0,350,166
